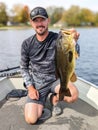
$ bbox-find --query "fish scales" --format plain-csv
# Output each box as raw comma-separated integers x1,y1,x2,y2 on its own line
56,29,77,101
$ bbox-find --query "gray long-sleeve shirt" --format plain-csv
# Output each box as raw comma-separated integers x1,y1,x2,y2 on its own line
20,31,58,90
20,31,80,90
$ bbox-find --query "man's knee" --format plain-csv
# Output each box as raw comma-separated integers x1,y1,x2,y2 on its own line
63,89,79,103
24,101,44,124
25,114,38,124
63,95,78,103
70,94,78,103
67,82,79,103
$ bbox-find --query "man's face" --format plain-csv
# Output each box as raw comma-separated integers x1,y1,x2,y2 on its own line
31,17,49,36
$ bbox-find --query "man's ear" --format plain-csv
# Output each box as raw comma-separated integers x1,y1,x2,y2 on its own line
29,19,34,27
48,18,50,24
29,19,32,24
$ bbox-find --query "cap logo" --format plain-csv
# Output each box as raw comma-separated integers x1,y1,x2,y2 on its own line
30,7,48,20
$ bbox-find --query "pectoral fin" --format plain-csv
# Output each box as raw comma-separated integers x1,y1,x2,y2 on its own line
70,72,77,82
75,51,79,59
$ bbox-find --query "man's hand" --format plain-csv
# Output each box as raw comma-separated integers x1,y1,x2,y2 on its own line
27,85,39,100
69,28,80,42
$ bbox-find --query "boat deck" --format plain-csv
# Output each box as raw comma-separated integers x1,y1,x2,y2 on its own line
0,96,98,130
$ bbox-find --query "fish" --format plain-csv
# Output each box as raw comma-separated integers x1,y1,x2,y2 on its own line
55,29,78,101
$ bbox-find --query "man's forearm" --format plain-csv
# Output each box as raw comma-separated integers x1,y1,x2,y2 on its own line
20,65,33,87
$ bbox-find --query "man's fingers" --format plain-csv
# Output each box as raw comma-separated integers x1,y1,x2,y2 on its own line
37,91,39,99
69,28,80,41
28,90,39,100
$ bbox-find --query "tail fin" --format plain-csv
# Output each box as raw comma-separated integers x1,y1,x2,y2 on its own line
59,88,71,101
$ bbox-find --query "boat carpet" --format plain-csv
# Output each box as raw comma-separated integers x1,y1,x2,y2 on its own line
0,97,98,130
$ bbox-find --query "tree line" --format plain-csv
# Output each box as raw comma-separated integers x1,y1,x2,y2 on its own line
0,2,98,27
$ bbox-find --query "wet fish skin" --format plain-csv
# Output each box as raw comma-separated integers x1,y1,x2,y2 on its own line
56,29,77,101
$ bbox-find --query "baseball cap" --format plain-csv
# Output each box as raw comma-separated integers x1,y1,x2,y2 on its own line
30,7,48,21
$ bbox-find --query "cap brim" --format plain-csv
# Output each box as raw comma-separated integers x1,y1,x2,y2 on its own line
31,15,47,20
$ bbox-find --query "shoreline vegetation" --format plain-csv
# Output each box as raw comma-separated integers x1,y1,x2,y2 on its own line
0,25,32,30
0,25,61,30
0,2,98,30
0,25,97,31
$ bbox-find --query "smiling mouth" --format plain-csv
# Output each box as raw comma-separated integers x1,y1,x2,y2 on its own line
37,26,45,29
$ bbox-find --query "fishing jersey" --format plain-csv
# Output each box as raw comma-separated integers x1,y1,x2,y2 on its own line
20,31,58,90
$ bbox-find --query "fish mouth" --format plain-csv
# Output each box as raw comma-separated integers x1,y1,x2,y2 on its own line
61,29,71,35
58,29,71,41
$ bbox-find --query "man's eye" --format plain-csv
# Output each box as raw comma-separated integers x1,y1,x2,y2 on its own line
33,19,38,22
33,18,46,23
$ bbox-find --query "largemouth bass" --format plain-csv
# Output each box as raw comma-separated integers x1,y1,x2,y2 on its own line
56,29,77,101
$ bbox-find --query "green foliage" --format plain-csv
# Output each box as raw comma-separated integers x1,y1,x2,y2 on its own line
95,13,98,26
47,5,98,27
79,8,95,26
47,6,64,25
0,2,8,25
0,2,98,27
11,4,29,24
63,5,81,26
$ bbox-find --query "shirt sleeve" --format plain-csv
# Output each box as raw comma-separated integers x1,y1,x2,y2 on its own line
20,41,33,88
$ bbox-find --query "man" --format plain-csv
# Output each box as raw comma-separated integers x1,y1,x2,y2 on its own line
20,7,80,124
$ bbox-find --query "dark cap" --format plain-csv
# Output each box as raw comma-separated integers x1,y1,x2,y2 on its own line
30,7,48,21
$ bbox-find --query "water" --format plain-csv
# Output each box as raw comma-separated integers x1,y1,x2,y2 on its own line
76,28,98,86
0,28,98,86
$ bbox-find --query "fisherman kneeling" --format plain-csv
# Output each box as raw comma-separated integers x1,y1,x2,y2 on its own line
20,7,80,124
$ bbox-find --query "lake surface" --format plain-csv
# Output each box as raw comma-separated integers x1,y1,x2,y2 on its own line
0,28,98,86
